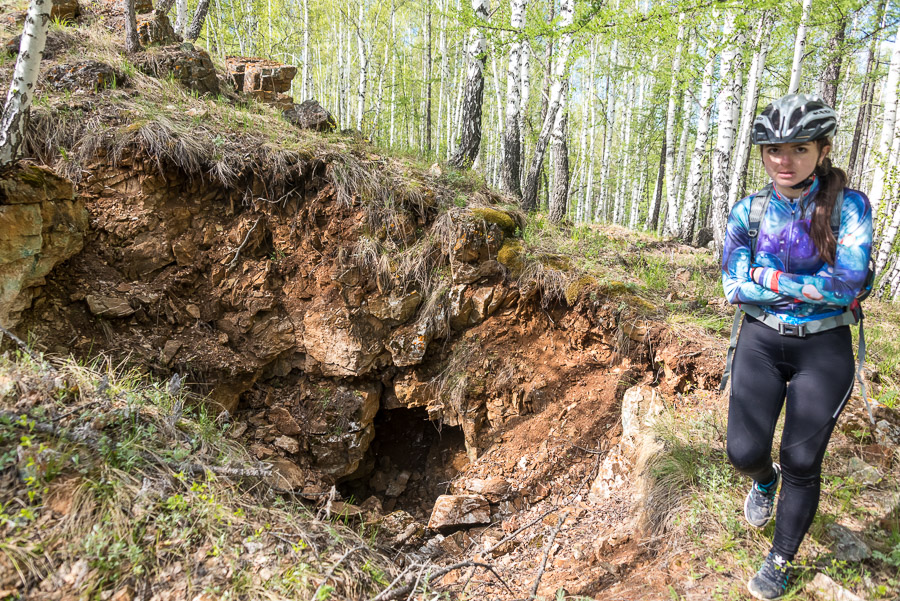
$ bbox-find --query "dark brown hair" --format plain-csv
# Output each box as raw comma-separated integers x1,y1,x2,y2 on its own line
810,137,848,265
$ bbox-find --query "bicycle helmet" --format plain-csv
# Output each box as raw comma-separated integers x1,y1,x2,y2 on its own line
751,94,837,145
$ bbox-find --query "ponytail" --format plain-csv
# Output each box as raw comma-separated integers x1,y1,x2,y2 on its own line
810,138,847,265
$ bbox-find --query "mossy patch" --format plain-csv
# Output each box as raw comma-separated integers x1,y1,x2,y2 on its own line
538,253,572,272
599,280,634,296
565,275,598,306
625,294,658,314
498,239,525,278
469,207,517,235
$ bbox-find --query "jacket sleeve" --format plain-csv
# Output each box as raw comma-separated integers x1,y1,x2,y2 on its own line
751,190,873,306
722,195,795,306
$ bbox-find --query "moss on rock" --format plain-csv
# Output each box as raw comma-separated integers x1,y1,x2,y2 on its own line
565,275,598,306
469,207,517,235
498,239,525,278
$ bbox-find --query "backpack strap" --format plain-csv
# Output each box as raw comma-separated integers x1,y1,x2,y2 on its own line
748,184,774,262
720,186,774,392
830,188,844,242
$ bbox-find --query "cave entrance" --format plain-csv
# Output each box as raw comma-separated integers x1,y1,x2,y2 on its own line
340,406,467,520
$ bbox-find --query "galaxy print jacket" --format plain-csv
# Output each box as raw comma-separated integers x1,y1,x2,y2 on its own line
722,177,873,326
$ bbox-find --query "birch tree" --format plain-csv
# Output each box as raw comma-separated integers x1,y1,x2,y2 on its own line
125,0,141,52
787,0,812,94
501,0,527,197
868,20,900,217
0,0,52,169
175,0,188,36
449,0,489,168
661,16,685,235
549,91,568,224
678,29,716,243
710,11,739,252
521,0,573,212
186,0,212,42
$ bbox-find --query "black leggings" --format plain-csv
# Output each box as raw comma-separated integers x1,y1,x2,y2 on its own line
726,315,855,560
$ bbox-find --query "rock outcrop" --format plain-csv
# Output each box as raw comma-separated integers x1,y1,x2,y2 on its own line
226,57,297,109
0,166,87,328
135,44,219,95
282,100,337,132
45,60,124,92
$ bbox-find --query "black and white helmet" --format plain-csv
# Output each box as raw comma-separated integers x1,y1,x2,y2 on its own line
751,94,837,145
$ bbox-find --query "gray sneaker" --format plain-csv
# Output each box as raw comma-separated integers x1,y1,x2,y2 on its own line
744,463,781,528
747,551,792,600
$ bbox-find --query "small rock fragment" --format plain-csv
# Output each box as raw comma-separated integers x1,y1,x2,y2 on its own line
274,435,299,454
826,523,871,562
806,572,864,601
86,294,135,318
427,494,491,531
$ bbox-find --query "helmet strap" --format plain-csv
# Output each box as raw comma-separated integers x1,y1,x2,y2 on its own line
790,176,815,190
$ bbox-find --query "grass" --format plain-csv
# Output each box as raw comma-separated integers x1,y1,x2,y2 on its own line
0,351,394,600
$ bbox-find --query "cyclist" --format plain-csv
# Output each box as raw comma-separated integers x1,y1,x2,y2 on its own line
721,93,873,600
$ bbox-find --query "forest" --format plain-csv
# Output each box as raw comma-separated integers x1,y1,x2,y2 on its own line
158,0,900,298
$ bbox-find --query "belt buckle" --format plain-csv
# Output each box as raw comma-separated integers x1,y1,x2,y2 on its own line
778,322,806,337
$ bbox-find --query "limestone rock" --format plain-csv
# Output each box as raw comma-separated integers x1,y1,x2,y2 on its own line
307,384,381,478
428,495,491,531
845,456,882,486
248,312,296,361
226,57,297,94
0,166,87,327
451,259,503,285
121,231,175,278
85,295,135,318
375,510,426,546
450,217,504,264
266,457,330,498
274,435,300,454
621,386,663,450
135,44,219,95
282,100,337,132
385,471,411,497
268,406,302,436
387,320,433,367
45,61,123,92
826,523,870,562
302,297,386,377
448,285,473,330
136,14,179,46
806,573,864,601
367,290,421,325
470,287,495,323
450,477,511,502
391,371,435,411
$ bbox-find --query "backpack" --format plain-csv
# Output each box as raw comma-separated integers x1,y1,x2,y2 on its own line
719,186,877,424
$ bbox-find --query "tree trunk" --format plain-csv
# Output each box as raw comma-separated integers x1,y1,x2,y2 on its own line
661,16,685,234
389,0,396,146
615,77,634,226
728,12,770,209
710,11,740,253
787,0,812,94
301,0,309,99
449,0,489,168
549,97,569,224
501,0,526,197
425,0,432,154
356,3,368,132
648,141,666,231
520,0,573,212
124,0,141,52
817,15,847,107
678,28,716,243
175,0,188,37
185,0,211,42
876,200,900,274
583,41,597,223
868,19,900,217
0,0,52,169
595,45,617,221
671,40,695,225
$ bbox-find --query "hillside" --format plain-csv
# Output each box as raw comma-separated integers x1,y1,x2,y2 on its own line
1,2,900,601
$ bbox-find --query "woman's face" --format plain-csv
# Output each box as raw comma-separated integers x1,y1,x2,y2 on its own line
760,142,829,197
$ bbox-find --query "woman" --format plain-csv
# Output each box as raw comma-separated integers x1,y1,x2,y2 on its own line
721,94,873,600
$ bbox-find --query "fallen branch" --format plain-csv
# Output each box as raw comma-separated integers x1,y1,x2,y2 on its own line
530,513,566,599
372,560,513,601
226,216,262,271
313,544,366,601
0,324,52,370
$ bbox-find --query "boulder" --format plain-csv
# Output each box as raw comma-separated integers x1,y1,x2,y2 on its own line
268,406,302,436
620,386,663,450
448,285,473,330
85,295,135,319
136,14,179,46
428,494,491,531
121,231,175,278
135,44,219,96
386,320,433,367
450,217,504,264
44,61,123,92
302,296,386,377
266,457,331,498
844,456,882,486
470,287,495,323
0,166,87,328
826,523,870,562
307,384,381,478
451,259,504,285
282,100,337,132
226,56,297,94
805,573,864,601
450,477,511,502
247,312,296,361
367,290,421,325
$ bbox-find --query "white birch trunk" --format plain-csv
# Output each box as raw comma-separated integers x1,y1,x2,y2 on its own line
672,37,697,221
520,0,573,211
584,43,597,224
616,78,634,226
501,0,526,197
175,0,188,36
787,0,813,94
0,0,52,168
869,20,900,217
449,0,489,168
518,40,531,189
678,29,716,242
876,201,900,274
710,11,739,252
301,0,309,100
356,3,368,132
728,13,771,209
595,44,617,222
662,16,686,236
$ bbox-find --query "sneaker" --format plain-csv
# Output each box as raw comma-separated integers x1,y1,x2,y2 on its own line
744,463,781,528
747,551,792,600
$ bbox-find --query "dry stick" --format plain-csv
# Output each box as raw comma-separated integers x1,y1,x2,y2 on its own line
367,564,418,601
377,560,513,601
0,324,49,368
313,544,366,600
226,216,262,271
529,513,566,600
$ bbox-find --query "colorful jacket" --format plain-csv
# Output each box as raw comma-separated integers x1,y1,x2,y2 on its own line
721,176,873,326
